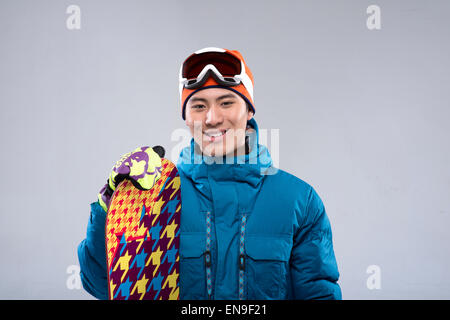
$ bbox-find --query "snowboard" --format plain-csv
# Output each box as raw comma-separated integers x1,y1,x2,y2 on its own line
105,158,181,300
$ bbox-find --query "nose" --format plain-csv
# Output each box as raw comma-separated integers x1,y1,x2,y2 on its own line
205,105,223,126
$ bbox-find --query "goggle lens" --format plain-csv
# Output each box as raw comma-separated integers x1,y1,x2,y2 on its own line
182,51,241,81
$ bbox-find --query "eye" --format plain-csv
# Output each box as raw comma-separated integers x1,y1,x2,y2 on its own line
221,101,234,107
191,104,206,110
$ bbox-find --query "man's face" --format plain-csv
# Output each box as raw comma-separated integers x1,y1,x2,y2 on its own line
185,87,254,157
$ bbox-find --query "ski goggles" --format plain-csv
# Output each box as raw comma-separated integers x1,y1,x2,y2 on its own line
179,48,254,98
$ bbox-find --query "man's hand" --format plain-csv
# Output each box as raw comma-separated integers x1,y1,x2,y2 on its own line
97,145,165,212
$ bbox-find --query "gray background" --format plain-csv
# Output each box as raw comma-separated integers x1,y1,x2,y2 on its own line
0,0,449,299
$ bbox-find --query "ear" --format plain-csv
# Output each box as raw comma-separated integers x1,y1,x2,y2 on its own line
245,101,254,121
247,110,254,121
184,110,193,126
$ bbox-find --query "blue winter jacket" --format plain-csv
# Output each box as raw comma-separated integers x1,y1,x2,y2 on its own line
77,118,342,300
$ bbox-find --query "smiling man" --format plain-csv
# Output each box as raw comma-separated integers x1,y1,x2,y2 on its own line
77,47,342,300
175,47,342,300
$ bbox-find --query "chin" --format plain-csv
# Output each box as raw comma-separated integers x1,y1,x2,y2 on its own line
204,148,225,157
199,142,222,157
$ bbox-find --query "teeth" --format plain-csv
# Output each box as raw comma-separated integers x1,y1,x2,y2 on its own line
205,130,226,137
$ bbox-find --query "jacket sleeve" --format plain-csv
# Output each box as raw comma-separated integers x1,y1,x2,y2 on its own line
77,201,108,300
290,186,342,300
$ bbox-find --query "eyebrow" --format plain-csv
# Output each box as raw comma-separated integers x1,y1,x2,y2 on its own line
189,93,237,103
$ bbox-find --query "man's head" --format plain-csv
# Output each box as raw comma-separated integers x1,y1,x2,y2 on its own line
179,47,256,157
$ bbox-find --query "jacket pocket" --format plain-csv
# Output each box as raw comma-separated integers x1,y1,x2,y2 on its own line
179,232,206,299
245,235,292,300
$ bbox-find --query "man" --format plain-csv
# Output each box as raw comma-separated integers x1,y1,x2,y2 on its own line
78,47,342,300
